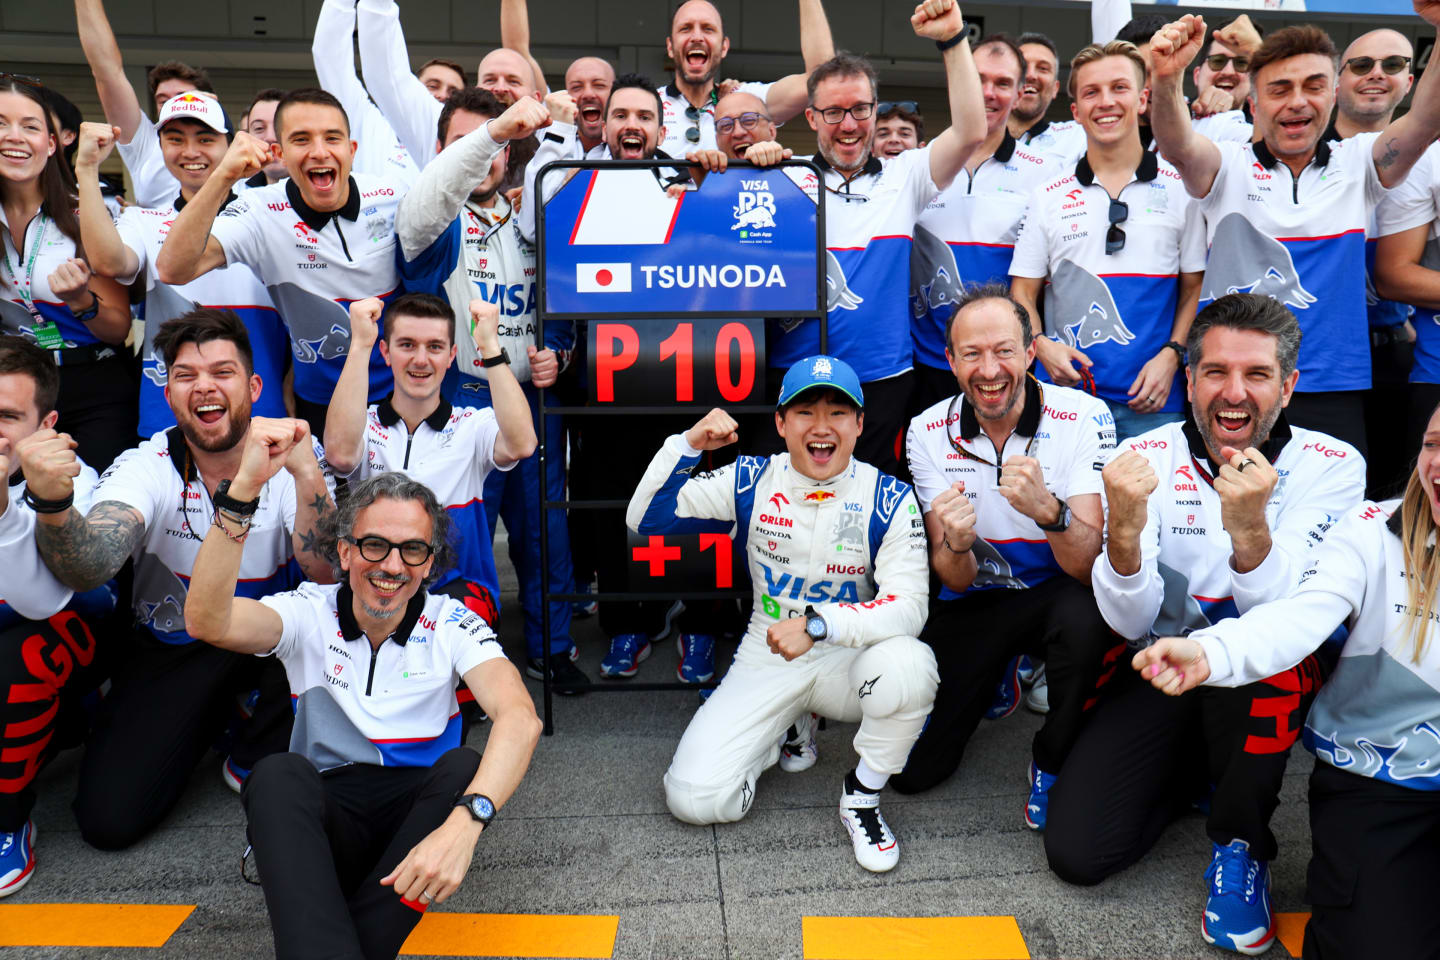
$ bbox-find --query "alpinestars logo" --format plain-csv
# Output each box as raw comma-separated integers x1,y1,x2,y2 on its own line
858,676,880,698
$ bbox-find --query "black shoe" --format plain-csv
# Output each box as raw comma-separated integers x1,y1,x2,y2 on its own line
526,654,591,695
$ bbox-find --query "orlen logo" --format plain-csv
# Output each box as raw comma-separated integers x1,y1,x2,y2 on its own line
1044,405,1077,422
769,492,789,511
1303,442,1347,459
1130,439,1167,450
1174,464,1198,491
1175,465,1194,481
759,513,793,528
294,221,319,244
827,563,866,575
1251,162,1274,182
1062,189,1085,209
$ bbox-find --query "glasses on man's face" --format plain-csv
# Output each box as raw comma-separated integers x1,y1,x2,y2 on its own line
1105,198,1129,256
344,534,434,566
815,102,875,124
1203,54,1250,74
715,111,769,135
684,104,703,143
1345,55,1411,77
877,100,919,115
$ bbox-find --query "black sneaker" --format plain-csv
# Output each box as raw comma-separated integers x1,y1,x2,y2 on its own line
526,654,591,695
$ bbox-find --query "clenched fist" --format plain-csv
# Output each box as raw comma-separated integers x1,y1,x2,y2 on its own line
685,408,739,451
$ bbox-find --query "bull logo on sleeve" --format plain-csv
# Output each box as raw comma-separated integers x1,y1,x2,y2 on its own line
1049,260,1136,350
826,251,864,311
970,540,1024,589
910,224,964,320
270,282,357,363
134,561,191,635
1201,212,1316,310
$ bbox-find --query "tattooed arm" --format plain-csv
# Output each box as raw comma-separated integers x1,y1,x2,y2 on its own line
1373,2,1440,188
286,427,337,585
34,501,145,592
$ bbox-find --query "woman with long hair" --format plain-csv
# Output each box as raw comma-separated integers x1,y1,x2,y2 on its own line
1,75,134,470
1134,400,1440,958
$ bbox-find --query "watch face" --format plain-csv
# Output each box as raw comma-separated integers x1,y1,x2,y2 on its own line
470,795,496,821
806,618,826,639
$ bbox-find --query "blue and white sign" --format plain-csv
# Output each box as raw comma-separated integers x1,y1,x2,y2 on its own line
538,161,823,318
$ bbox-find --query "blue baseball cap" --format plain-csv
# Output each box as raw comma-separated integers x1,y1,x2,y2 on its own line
776,355,864,409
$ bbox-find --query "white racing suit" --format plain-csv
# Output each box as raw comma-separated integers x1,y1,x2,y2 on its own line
627,434,937,824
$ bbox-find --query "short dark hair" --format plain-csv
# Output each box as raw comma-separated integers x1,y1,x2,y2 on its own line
420,57,471,88
975,32,1028,85
246,87,285,120
946,282,1034,350
147,62,214,104
39,86,83,170
1016,32,1058,59
807,52,878,104
317,471,456,586
274,87,350,139
153,309,255,375
437,86,505,143
607,72,662,118
0,336,60,417
1186,293,1302,378
384,293,456,345
1115,14,1169,48
1199,17,1266,63
777,386,861,417
1248,25,1338,82
876,101,925,143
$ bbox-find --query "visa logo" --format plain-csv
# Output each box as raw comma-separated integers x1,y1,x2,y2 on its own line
761,566,861,603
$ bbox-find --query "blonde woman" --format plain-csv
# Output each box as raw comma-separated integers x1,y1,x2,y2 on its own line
1135,401,1440,959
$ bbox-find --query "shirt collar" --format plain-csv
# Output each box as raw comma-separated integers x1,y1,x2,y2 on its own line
174,190,236,214
336,581,428,646
285,176,362,232
958,374,1044,441
1179,405,1292,478
245,170,269,189
8,465,23,488
663,82,718,107
1023,118,1053,141
1252,136,1331,170
993,129,1018,163
165,426,198,482
811,152,884,178
375,394,452,431
1074,147,1158,187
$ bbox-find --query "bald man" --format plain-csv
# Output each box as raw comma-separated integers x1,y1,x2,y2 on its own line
1334,29,1415,138
564,57,616,154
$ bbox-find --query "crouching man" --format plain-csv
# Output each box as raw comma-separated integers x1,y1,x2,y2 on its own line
184,435,542,960
627,356,937,872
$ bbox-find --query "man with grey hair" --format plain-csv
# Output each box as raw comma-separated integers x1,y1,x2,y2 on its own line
1048,293,1365,956
185,464,542,960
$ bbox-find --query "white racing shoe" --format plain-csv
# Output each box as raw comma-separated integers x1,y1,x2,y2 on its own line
839,784,900,872
779,713,819,772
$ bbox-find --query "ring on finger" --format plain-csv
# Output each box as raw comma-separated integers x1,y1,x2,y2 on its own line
1238,457,1257,473
419,891,433,903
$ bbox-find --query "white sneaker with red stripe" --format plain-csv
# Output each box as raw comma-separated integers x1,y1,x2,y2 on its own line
839,785,899,872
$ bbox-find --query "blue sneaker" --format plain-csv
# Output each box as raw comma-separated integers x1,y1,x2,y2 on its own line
222,756,250,794
599,633,651,678
986,656,1023,720
571,581,598,619
1024,762,1058,831
1202,840,1275,955
0,820,36,897
676,634,716,683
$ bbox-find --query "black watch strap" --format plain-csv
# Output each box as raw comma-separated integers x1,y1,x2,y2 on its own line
213,479,261,517
480,347,510,369
1036,496,1070,533
70,292,100,323
936,27,967,52
1163,340,1186,363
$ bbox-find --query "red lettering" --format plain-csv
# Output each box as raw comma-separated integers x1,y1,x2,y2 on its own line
659,323,695,402
699,533,733,588
715,322,755,402
1303,443,1346,459
758,514,793,528
1044,406,1077,422
632,535,681,576
826,564,866,575
594,323,639,402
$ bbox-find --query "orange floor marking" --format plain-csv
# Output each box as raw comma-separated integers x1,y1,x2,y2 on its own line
1275,912,1310,957
399,912,619,958
0,903,195,947
802,915,1031,960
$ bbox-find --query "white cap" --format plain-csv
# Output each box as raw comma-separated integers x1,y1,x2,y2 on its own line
155,91,229,135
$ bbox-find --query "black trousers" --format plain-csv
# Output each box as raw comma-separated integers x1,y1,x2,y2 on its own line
1284,390,1367,459
908,364,958,423
1045,655,1324,886
0,612,108,830
57,352,138,473
72,628,292,849
294,393,329,439
891,576,1121,794
1363,336,1413,500
243,747,482,960
1302,762,1440,960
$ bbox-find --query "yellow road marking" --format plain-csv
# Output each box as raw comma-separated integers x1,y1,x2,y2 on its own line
803,915,1031,960
400,912,620,958
0,904,195,947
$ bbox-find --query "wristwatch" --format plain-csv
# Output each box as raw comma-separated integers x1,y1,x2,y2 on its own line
213,479,261,517
1162,340,1186,364
804,604,828,641
1036,496,1071,533
455,792,497,827
70,292,100,323
480,348,510,368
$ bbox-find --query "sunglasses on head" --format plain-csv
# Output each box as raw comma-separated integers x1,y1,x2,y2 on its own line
877,100,919,115
1203,54,1250,73
1344,55,1411,76
1105,198,1129,256
0,72,43,89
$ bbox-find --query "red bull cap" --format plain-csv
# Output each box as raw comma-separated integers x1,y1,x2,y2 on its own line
155,90,230,136
777,355,864,409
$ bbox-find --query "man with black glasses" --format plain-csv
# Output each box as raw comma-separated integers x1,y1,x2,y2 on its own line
1010,41,1205,442
1189,15,1263,142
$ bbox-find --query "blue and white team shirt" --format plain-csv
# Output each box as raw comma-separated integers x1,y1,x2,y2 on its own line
907,377,1115,598
0,209,108,349
1192,110,1253,144
1196,136,1388,393
1016,118,1087,166
116,112,179,212
336,398,514,599
94,428,303,644
1010,151,1206,412
657,82,773,158
209,174,406,405
115,196,289,435
912,133,1054,372
1375,146,1440,382
770,147,939,384
259,581,504,770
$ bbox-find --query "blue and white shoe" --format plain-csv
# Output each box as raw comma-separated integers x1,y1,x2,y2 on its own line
986,656,1023,720
778,713,819,773
0,820,36,898
1024,762,1058,831
222,756,250,794
570,581,598,619
599,633,651,678
676,634,716,683
1202,840,1275,955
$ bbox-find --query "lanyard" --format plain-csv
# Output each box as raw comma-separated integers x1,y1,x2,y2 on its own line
1,211,48,318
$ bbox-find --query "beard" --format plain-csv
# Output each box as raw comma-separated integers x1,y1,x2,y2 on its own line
1196,395,1283,463
177,405,248,453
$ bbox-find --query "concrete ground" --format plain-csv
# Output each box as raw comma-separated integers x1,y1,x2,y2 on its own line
7,535,1316,959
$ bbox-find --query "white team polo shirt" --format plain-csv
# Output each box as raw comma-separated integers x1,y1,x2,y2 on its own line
1017,118,1088,166
260,581,504,770
94,428,302,644
657,81,773,157
1197,136,1387,393
770,147,939,384
907,376,1114,598
1375,145,1440,383
1010,151,1206,412
912,133,1055,371
0,207,112,350
209,173,404,405
1192,109,1253,144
